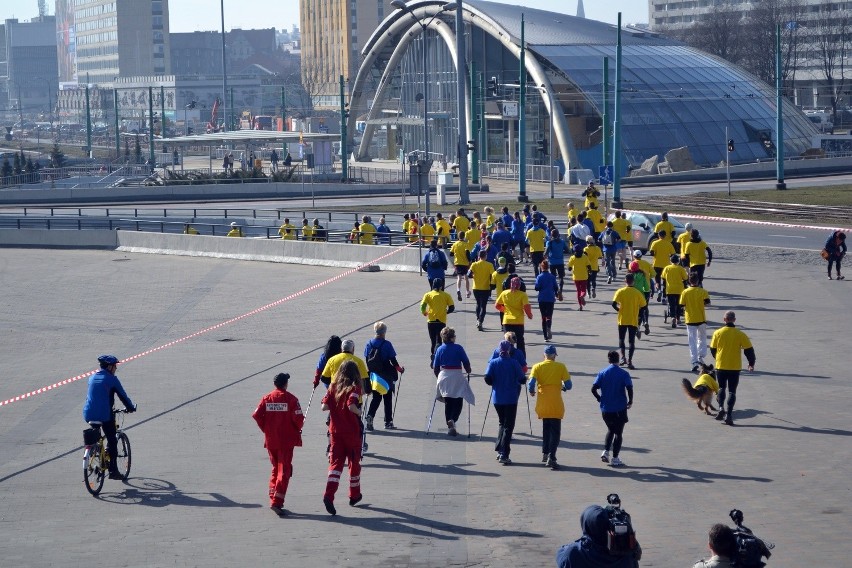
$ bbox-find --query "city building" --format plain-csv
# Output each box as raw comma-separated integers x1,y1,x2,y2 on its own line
349,0,818,176
0,16,58,117
300,0,386,108
170,29,297,77
649,0,852,110
56,0,170,85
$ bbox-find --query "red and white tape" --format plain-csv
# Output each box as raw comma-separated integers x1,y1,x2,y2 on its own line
0,242,418,408
631,209,851,234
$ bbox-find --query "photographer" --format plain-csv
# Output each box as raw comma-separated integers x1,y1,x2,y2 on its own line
693,524,737,568
556,504,641,568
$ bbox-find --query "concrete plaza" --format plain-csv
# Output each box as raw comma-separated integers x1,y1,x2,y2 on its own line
0,242,848,567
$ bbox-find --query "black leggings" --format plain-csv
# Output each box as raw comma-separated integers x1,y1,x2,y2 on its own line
618,325,637,360
494,404,518,458
667,294,680,320
539,302,554,329
550,264,566,294
602,410,628,457
716,370,740,412
368,391,394,423
504,324,526,356
444,397,464,424
589,270,598,291
542,418,561,458
101,420,119,473
473,289,490,323
428,321,445,362
828,258,842,275
531,252,544,276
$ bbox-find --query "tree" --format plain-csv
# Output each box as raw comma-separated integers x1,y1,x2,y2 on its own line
124,137,131,161
1,158,12,182
13,153,21,175
687,3,745,65
25,157,35,173
806,4,851,130
742,0,805,86
50,142,66,168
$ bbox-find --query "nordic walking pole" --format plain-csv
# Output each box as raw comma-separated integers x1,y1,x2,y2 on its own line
525,385,533,435
303,384,318,421
467,373,472,438
479,387,494,438
426,395,438,435
361,389,371,456
392,369,404,421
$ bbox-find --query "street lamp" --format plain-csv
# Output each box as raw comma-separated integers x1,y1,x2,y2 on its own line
391,0,456,216
540,84,555,199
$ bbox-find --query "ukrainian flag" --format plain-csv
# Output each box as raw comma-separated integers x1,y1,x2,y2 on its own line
370,372,389,395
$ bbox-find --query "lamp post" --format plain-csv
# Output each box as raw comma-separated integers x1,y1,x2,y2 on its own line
391,0,457,215
220,0,229,132
540,84,555,199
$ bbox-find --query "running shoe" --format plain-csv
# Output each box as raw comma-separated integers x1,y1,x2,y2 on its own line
385,421,396,429
591,289,596,298
644,323,650,335
457,290,462,301
349,494,363,507
619,358,628,367
323,497,337,516
499,456,513,465
610,456,625,467
601,451,610,463
270,505,287,517
627,362,636,370
715,410,727,422
724,416,735,426
366,415,374,431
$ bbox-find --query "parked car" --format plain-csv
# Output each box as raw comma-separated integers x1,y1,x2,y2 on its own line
607,211,686,252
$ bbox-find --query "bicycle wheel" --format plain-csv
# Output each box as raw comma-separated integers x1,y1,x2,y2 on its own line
83,445,105,495
115,433,131,480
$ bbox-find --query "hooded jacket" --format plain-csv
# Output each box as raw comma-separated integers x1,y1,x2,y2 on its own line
556,505,640,568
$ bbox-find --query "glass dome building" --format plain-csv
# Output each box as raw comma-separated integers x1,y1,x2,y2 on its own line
348,0,818,177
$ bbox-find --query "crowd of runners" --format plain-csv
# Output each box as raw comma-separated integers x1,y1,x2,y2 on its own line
243,185,766,527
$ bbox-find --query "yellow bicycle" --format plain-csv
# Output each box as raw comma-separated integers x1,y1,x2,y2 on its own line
83,409,132,495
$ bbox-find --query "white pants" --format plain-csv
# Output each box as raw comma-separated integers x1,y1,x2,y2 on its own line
686,323,707,365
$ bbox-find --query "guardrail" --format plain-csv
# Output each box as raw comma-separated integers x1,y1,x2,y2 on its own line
480,161,561,182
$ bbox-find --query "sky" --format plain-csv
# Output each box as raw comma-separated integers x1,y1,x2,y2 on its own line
1,0,648,34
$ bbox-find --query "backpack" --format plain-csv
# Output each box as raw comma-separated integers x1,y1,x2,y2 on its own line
428,249,443,269
366,339,386,374
602,230,615,246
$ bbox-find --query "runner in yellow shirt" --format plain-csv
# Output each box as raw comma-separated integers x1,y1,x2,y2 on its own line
709,311,756,426
453,209,471,237
611,273,647,369
682,229,713,287
227,222,243,237
468,250,496,330
421,279,456,365
653,212,675,243
527,344,571,470
567,247,593,310
301,218,314,241
359,215,376,245
679,273,711,373
583,235,603,298
495,277,533,355
661,254,689,328
649,231,676,300
612,212,631,269
450,231,472,301
420,217,436,243
435,213,451,247
278,218,296,240
677,222,693,253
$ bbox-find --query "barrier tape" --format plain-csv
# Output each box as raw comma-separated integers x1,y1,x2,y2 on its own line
0,241,420,408
631,209,851,234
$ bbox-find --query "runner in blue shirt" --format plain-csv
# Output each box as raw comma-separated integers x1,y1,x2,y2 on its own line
591,351,633,467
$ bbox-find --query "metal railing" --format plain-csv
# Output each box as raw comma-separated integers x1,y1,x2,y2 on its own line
479,161,562,182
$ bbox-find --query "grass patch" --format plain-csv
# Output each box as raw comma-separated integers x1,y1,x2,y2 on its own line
701,186,852,207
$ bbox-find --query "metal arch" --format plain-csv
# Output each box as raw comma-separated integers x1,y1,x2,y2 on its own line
352,17,452,160
349,2,580,167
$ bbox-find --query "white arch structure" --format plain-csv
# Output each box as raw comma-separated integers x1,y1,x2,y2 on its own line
349,0,579,167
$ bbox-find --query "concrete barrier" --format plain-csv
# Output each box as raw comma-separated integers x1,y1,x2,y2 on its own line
0,228,118,248
0,228,425,271
115,232,424,272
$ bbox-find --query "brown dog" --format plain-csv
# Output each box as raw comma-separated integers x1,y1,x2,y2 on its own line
681,364,719,415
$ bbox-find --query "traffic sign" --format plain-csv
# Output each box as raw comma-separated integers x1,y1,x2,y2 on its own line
598,165,614,186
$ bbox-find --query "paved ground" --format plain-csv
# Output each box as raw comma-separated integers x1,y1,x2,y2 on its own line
0,241,849,567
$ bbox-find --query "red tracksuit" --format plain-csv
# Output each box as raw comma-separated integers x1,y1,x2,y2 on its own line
252,388,304,508
322,385,363,504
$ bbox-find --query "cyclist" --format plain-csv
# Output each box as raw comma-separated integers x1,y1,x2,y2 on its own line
83,355,136,479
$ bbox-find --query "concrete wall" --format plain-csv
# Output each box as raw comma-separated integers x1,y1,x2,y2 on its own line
0,228,424,272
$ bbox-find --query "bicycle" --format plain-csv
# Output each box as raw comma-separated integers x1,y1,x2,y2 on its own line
83,408,132,495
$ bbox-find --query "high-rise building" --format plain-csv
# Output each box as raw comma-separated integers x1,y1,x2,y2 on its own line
56,0,170,85
300,0,385,108
1,17,58,114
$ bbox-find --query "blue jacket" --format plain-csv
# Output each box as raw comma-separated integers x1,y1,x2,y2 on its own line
364,337,400,382
484,355,525,404
491,346,527,372
422,247,449,280
545,237,569,266
491,228,512,252
599,228,621,253
556,505,639,568
511,219,526,242
592,364,633,412
82,369,134,423
535,271,559,303
376,223,391,244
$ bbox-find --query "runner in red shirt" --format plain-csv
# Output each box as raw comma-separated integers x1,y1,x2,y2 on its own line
321,360,364,515
252,373,304,517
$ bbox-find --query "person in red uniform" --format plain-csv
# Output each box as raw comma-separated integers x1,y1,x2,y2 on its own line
252,372,304,517
321,360,364,515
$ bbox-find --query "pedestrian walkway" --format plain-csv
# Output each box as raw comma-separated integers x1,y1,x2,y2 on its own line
0,244,847,566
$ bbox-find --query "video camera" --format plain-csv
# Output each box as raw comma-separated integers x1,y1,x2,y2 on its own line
729,509,774,568
605,494,638,557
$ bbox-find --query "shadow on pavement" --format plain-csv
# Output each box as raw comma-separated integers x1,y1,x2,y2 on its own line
97,477,263,509
366,454,499,478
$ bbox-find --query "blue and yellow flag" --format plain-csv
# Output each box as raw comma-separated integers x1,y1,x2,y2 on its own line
370,372,389,395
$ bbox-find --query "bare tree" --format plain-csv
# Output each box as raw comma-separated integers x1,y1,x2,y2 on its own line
806,4,851,130
742,0,805,86
687,3,745,65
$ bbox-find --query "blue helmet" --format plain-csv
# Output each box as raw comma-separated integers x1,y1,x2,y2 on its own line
97,354,119,366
